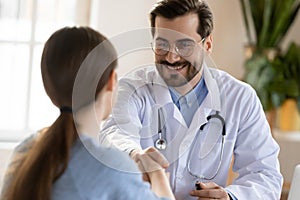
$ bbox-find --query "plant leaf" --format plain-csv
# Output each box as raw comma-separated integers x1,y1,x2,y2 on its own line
258,0,273,48
269,1,300,47
240,0,253,43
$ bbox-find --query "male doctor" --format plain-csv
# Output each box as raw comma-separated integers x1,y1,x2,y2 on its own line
99,0,283,199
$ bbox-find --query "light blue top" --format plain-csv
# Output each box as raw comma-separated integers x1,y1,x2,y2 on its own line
1,134,169,200
169,76,208,127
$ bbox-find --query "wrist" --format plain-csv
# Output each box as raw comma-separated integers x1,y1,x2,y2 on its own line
148,168,164,176
129,149,139,159
148,169,169,184
129,149,136,157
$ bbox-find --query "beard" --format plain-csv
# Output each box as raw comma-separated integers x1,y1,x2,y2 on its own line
155,59,201,87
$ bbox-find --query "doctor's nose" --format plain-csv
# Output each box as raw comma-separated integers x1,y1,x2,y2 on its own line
165,46,181,64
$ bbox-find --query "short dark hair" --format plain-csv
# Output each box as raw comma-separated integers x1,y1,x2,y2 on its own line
150,0,213,38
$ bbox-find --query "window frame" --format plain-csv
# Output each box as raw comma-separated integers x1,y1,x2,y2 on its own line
0,0,91,146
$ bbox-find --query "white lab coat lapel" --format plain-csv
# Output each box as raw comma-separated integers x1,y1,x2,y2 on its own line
151,69,187,127
201,63,221,111
177,64,222,175
149,64,222,153
183,63,221,137
198,64,223,159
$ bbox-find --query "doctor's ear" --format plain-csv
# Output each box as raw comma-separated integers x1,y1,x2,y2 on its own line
204,35,213,53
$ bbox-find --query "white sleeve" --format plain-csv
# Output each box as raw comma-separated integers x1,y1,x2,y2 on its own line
226,86,283,199
99,78,144,154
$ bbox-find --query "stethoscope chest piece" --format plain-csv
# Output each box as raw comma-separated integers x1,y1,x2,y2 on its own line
155,138,167,150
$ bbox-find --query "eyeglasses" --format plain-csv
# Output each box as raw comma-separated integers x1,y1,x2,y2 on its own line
151,37,205,57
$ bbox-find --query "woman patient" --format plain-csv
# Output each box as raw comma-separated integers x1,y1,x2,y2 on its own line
0,27,174,200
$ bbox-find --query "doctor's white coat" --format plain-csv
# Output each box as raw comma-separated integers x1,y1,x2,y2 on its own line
100,65,283,200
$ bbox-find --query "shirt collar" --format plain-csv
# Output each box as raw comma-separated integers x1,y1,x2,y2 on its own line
169,74,207,108
152,62,221,111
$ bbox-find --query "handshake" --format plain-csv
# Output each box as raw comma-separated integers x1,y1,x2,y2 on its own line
130,147,231,200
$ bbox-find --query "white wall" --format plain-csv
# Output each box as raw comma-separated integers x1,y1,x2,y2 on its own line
91,0,300,80
90,0,157,77
209,0,246,79
0,149,13,191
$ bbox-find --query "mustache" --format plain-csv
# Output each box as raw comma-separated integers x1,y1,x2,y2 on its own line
158,60,191,67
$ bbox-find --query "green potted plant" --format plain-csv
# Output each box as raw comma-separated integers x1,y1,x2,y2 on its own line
268,42,300,131
240,0,300,111
240,0,300,50
239,0,300,130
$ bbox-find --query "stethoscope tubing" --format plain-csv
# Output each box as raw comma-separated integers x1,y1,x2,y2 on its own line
155,107,167,150
187,134,225,180
154,108,226,180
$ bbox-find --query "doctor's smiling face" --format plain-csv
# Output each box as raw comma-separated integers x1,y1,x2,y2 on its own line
153,13,212,88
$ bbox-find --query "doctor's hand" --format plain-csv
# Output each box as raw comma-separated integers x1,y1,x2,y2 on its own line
130,147,169,182
189,182,231,200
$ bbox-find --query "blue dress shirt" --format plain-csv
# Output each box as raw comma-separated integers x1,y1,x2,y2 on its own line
169,75,208,127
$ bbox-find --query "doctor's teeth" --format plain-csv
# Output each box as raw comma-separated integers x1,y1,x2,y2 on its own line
167,66,184,70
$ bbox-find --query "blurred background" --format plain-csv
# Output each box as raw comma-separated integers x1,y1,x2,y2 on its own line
0,0,299,198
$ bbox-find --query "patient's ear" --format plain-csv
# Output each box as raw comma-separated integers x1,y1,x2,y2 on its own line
106,70,116,92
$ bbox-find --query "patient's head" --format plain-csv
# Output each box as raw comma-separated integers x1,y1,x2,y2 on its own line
41,26,117,112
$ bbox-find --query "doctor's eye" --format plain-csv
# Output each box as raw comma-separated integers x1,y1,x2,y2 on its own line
152,39,170,55
175,39,196,57
176,39,195,49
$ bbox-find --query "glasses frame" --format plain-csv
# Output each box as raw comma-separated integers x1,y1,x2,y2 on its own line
151,37,206,57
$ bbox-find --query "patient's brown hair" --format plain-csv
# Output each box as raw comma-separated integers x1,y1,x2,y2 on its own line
3,27,117,200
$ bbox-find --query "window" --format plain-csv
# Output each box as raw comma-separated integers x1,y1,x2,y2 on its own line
0,0,91,142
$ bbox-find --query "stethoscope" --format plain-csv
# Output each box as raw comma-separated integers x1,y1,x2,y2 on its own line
155,107,167,150
154,108,226,180
187,110,226,180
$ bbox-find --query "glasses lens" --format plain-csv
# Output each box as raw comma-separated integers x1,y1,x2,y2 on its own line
152,39,169,56
175,40,196,57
